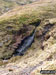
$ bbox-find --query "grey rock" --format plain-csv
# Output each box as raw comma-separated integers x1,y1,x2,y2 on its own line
0,42,3,47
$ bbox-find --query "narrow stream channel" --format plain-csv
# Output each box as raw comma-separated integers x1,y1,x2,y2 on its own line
14,28,36,56
14,21,41,56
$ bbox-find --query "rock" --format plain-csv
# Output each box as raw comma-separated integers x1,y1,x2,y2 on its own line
0,42,3,47
3,39,8,44
49,18,56,24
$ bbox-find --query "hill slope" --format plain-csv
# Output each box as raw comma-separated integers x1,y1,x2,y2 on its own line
0,0,56,75
0,0,39,15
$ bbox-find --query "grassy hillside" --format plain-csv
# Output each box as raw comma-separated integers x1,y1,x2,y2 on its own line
0,0,56,61
0,0,56,75
0,0,38,15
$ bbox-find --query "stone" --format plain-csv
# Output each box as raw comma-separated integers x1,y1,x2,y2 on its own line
0,42,3,47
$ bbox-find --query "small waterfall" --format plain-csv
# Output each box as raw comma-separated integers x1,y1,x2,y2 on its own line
14,20,41,56
14,27,36,56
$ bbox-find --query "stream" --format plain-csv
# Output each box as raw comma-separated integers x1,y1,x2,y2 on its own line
14,27,36,56
13,20,41,56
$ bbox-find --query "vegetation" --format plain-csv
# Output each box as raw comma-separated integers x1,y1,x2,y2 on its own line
0,11,41,59
0,0,38,15
0,0,56,70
